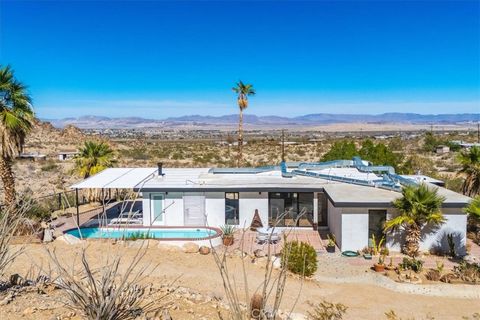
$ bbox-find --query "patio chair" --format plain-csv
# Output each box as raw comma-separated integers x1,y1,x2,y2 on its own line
256,227,281,244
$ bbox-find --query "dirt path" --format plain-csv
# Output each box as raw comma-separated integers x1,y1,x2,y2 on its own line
4,242,480,319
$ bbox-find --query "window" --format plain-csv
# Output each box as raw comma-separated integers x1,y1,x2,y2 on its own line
151,193,164,223
225,192,239,225
268,192,313,227
368,210,387,242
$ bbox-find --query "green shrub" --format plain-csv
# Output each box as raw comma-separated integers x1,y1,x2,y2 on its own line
281,240,318,277
399,257,424,273
40,160,58,172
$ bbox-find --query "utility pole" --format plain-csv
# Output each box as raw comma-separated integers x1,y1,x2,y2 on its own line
281,129,285,162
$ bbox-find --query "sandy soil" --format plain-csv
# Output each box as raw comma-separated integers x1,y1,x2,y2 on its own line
2,242,479,320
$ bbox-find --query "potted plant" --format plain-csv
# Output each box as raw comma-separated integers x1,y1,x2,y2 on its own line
374,254,386,272
326,234,336,253
220,225,235,246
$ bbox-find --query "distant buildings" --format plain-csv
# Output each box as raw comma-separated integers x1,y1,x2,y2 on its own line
436,145,450,154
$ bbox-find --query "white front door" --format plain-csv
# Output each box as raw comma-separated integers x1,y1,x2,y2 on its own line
150,193,165,225
183,194,206,226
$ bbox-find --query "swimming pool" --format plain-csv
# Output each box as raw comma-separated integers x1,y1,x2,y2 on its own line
65,227,218,240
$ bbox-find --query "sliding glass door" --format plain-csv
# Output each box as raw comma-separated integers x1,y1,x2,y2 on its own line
268,192,313,227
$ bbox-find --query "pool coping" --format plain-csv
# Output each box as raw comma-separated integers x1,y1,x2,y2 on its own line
64,225,223,242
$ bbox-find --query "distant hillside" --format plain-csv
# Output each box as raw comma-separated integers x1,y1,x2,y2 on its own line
46,113,479,129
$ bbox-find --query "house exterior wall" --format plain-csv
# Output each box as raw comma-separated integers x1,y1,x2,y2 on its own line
340,207,369,251
327,200,342,249
205,192,225,227
239,192,269,228
386,207,467,255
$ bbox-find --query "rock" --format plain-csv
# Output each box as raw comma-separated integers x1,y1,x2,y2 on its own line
270,256,282,269
182,242,199,253
23,307,37,315
0,292,14,305
56,234,82,245
199,246,211,255
253,249,266,258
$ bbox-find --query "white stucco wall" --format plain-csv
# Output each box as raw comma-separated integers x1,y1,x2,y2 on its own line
327,200,342,249
205,192,226,228
239,192,269,228
340,207,369,251
387,207,467,255
142,192,184,226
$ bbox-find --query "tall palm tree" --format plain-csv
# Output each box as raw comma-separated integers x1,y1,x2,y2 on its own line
384,184,446,257
458,146,480,197
232,81,255,167
0,65,34,208
74,141,115,179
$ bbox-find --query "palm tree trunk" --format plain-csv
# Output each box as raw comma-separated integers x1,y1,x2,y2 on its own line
404,224,421,257
237,109,243,167
0,156,16,209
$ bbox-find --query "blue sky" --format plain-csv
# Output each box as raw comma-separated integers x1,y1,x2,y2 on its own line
1,0,479,119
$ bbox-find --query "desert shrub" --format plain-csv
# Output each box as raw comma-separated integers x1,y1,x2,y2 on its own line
281,240,318,277
0,208,26,277
40,159,58,172
307,300,347,320
454,261,480,284
48,248,170,320
399,257,424,273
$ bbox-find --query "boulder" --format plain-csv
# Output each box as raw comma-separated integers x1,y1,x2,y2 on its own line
199,246,211,255
253,249,266,258
182,242,199,253
56,234,82,245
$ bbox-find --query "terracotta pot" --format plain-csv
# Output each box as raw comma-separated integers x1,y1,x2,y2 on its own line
374,263,385,272
223,236,234,246
326,245,335,253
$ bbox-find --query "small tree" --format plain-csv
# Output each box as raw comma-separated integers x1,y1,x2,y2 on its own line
384,184,446,257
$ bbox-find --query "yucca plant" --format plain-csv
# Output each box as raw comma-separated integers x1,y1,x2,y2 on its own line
457,146,480,197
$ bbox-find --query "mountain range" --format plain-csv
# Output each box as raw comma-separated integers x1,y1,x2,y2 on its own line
45,113,479,129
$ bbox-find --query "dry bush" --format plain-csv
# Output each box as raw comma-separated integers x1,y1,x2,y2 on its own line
307,300,348,320
211,209,309,320
0,203,31,278
47,247,171,320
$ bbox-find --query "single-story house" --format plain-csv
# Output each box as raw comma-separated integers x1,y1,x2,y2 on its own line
436,145,450,154
71,158,470,254
58,151,79,161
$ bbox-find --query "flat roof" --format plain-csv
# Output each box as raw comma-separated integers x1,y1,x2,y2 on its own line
70,168,158,189
70,166,471,207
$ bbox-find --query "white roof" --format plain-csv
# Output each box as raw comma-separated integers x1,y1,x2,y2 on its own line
70,168,158,189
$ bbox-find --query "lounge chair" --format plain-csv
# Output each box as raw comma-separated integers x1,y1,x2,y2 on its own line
108,210,143,225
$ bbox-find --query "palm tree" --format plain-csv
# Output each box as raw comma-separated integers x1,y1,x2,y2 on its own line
457,146,480,197
74,141,115,179
0,65,34,208
384,184,446,257
232,81,255,167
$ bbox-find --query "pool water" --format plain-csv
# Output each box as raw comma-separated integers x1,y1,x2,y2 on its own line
66,227,217,239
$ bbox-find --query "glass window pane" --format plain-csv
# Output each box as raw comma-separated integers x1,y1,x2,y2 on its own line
225,192,239,225
152,194,164,222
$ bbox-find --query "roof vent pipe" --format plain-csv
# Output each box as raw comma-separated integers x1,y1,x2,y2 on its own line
157,162,164,176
